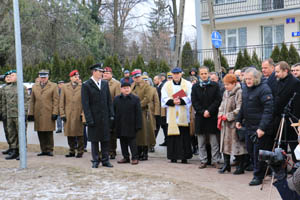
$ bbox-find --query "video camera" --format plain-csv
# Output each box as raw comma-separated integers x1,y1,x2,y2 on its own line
0,75,5,82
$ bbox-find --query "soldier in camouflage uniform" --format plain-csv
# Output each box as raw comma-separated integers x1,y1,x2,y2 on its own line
2,70,30,160
1,71,12,155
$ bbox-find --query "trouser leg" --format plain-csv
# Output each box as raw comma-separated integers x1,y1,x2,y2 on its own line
210,133,221,164
129,137,138,160
120,137,130,160
161,117,168,143
83,126,87,149
7,118,19,149
45,131,54,152
100,141,110,163
109,130,117,156
91,142,100,162
155,116,161,138
56,116,62,131
67,136,76,154
37,131,47,153
197,134,207,163
76,136,84,154
3,118,11,149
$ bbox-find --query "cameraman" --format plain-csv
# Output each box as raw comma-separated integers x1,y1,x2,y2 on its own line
236,68,274,186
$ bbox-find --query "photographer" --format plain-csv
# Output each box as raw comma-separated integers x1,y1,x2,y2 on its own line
236,68,274,186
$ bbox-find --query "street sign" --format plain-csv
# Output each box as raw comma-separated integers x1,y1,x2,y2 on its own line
292,32,300,37
211,31,222,48
286,18,295,24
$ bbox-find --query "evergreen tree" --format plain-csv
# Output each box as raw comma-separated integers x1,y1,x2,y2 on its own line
51,52,62,83
123,58,131,71
203,58,215,72
251,50,261,70
220,52,229,71
270,45,280,63
243,48,252,67
181,42,194,74
132,54,146,72
235,50,244,69
112,55,122,80
288,44,300,65
280,43,289,62
147,59,158,78
158,60,170,73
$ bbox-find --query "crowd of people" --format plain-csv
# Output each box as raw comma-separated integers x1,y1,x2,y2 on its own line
1,59,300,191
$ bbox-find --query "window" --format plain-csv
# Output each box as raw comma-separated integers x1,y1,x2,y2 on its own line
262,0,284,11
215,0,244,4
261,24,284,59
217,27,247,54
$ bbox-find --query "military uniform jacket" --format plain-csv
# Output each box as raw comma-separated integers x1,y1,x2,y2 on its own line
108,78,121,101
29,81,59,131
59,82,83,137
2,82,29,118
81,78,114,142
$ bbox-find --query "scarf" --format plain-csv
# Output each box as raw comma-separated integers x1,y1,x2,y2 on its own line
199,78,211,87
165,79,189,136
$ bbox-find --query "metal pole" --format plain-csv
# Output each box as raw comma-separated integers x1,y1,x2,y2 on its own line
13,0,27,169
174,0,185,67
207,0,221,75
195,0,203,65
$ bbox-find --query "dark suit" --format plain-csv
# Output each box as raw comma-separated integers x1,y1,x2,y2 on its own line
155,81,168,143
81,78,114,164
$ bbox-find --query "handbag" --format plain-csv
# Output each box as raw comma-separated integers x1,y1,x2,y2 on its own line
236,127,247,142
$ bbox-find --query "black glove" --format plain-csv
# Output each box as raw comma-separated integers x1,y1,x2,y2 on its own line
61,117,66,122
250,133,259,144
27,115,34,121
87,121,95,127
110,117,115,129
51,114,58,121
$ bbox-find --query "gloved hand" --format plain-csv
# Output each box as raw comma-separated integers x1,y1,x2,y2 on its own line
87,121,95,127
27,115,34,121
51,115,58,121
61,117,66,122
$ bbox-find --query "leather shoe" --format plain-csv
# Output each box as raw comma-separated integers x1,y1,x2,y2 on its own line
110,154,116,159
159,142,167,146
76,153,83,158
92,162,99,168
249,178,262,186
199,163,207,169
56,129,62,133
47,152,54,156
65,153,75,158
181,159,188,164
118,158,130,164
212,163,222,169
131,160,139,165
102,161,113,168
2,149,11,155
37,152,48,156
171,159,177,163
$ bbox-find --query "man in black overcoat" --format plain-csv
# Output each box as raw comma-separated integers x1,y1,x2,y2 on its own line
114,82,142,165
81,63,114,168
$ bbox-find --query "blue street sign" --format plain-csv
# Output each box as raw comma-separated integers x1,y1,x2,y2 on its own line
286,17,295,24
292,32,300,37
211,31,222,48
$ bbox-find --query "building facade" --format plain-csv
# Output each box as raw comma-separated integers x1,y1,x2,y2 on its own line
195,0,300,67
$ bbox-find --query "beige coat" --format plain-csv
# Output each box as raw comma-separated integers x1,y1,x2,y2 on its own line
29,81,59,131
218,83,247,155
59,82,84,137
131,80,152,146
148,86,160,128
108,78,121,101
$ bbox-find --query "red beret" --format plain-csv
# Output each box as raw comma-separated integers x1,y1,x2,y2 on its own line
104,67,112,72
131,69,142,77
69,70,79,77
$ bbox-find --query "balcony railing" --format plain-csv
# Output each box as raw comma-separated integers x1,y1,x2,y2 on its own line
200,0,300,20
196,42,300,67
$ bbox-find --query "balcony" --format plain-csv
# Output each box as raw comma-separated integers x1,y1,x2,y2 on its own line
196,42,300,67
200,0,300,20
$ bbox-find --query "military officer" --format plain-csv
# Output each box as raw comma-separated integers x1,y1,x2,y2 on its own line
131,69,152,160
103,66,121,159
28,70,59,156
1,71,12,155
2,70,29,160
59,70,85,158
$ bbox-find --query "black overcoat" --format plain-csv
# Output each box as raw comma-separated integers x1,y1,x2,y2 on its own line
113,93,142,138
81,79,114,142
191,81,222,135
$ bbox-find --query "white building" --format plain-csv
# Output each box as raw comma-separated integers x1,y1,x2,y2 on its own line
195,0,300,66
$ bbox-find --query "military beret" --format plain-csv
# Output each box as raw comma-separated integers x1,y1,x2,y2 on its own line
171,67,182,73
69,69,79,77
131,69,142,78
90,63,104,71
104,67,112,73
167,72,172,78
121,82,131,88
10,70,16,74
39,69,49,78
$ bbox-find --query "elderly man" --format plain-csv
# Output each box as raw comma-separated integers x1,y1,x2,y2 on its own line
261,58,277,95
236,68,273,186
28,70,59,157
103,66,121,159
161,67,193,163
81,64,114,168
59,70,85,158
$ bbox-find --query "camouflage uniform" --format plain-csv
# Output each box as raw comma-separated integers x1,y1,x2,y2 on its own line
2,82,29,150
0,84,11,150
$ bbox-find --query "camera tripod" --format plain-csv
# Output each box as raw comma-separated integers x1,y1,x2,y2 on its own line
260,111,299,200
